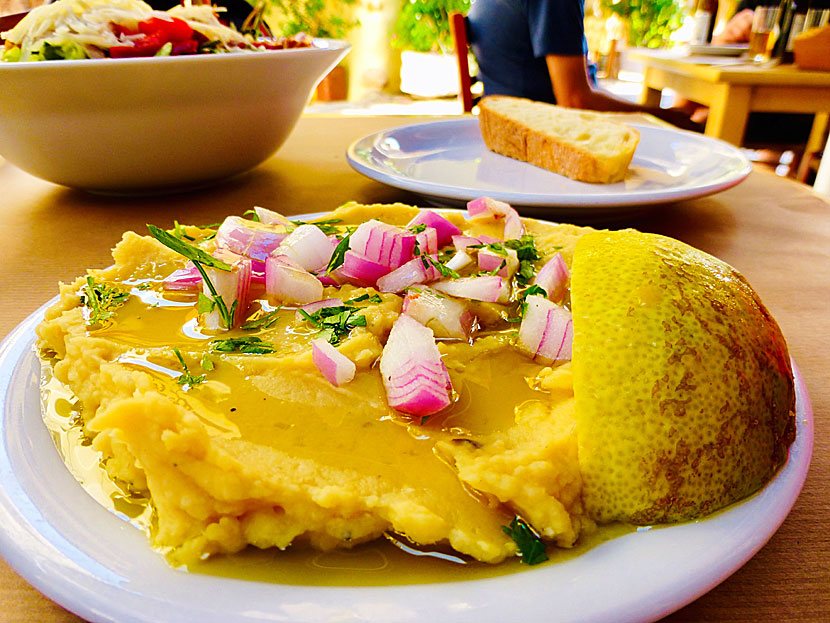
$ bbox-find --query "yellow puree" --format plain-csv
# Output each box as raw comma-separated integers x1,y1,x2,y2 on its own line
36,203,594,568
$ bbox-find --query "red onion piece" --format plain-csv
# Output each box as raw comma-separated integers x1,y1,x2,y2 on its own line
452,234,481,252
407,210,462,247
432,275,510,303
534,253,570,302
254,206,294,228
265,255,324,304
477,247,519,279
295,298,344,321
445,250,473,272
516,295,572,364
335,250,391,286
402,286,475,339
202,249,253,330
216,216,286,261
163,263,202,292
273,224,333,272
349,220,416,270
376,255,442,293
380,314,452,416
415,227,439,255
466,197,524,241
312,338,356,387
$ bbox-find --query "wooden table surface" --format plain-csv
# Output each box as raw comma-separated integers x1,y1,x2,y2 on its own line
0,114,828,622
628,48,830,146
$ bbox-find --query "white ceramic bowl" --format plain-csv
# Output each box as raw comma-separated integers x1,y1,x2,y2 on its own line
0,40,349,192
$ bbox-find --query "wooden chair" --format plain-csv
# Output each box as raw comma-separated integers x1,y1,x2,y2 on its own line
449,11,475,113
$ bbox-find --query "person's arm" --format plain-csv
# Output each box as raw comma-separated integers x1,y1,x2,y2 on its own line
712,8,754,44
545,54,698,129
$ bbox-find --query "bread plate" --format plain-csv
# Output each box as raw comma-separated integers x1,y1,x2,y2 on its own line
346,118,751,221
0,286,813,623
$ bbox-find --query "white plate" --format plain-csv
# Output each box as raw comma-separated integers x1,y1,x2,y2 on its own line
0,301,813,623
346,118,752,220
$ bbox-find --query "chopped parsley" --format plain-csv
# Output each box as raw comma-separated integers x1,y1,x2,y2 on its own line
502,517,548,565
346,293,383,304
325,231,352,275
173,347,206,388
80,276,129,327
173,220,195,241
506,285,549,323
421,254,460,279
147,224,236,330
292,218,343,235
298,305,367,345
504,236,541,286
243,209,260,222
241,309,282,330
201,353,215,371
408,223,428,234
210,336,277,354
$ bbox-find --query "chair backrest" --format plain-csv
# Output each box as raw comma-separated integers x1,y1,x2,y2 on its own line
449,11,475,113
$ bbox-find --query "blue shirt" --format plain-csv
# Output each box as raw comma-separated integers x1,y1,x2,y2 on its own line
467,0,588,104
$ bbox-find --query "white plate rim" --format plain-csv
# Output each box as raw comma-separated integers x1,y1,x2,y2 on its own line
0,296,813,623
345,118,752,212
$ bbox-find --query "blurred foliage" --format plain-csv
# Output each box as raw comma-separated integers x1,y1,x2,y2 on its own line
266,0,360,39
392,0,471,53
601,0,684,48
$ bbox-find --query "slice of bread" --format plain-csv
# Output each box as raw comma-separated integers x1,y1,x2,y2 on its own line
478,96,641,184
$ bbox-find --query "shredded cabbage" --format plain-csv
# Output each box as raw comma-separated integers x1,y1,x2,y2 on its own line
2,0,273,61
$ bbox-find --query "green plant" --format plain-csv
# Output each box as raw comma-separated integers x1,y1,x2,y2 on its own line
267,0,360,39
392,0,470,54
601,0,684,48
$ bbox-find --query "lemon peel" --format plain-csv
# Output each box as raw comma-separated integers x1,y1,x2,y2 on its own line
571,230,795,524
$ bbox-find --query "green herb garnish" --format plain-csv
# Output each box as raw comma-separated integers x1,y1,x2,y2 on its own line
346,293,383,304
325,231,352,275
210,336,277,354
408,223,428,234
504,236,541,285
80,276,129,327
201,353,215,371
243,209,261,222
421,254,460,279
298,305,367,345
173,220,195,241
241,309,282,330
173,347,206,387
147,224,236,330
502,517,548,565
292,218,343,235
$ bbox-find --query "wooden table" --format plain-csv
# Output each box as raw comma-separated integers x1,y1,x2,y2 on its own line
628,48,830,148
1,114,828,622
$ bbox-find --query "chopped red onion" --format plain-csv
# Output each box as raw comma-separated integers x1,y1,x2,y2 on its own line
265,255,324,304
432,275,510,303
452,235,482,252
349,220,416,270
402,286,476,339
253,206,294,228
415,227,439,255
477,247,519,279
163,263,202,292
407,210,462,247
534,253,570,302
273,224,333,272
466,197,524,241
445,250,473,272
376,255,442,293
380,314,452,416
312,338,356,387
516,295,572,364
335,250,391,286
201,249,253,330
216,216,286,261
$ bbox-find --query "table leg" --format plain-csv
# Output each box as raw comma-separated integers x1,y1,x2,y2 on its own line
705,84,751,145
639,68,663,108
797,113,829,183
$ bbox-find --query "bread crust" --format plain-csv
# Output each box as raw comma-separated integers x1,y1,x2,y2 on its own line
478,96,640,184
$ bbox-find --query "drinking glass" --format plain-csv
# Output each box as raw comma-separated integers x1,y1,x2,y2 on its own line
749,6,780,62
